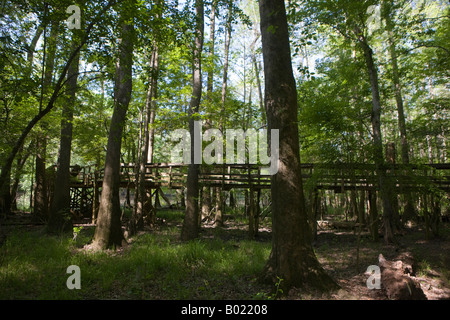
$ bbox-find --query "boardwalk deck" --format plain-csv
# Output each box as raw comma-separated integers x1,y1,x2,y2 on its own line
68,162,450,215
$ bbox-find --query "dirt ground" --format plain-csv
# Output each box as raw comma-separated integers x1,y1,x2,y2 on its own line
293,226,450,300
198,218,450,300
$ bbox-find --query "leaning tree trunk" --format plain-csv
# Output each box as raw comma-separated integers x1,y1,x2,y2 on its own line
48,31,80,234
0,1,115,201
181,0,204,241
259,0,338,291
92,17,134,250
3,25,44,214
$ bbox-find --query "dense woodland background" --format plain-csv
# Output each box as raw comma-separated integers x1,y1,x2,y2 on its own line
0,0,449,300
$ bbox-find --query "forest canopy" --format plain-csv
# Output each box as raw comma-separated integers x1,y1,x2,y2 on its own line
0,0,449,300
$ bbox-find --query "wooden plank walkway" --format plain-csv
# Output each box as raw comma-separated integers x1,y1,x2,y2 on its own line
67,162,450,216
69,162,450,192
68,162,450,194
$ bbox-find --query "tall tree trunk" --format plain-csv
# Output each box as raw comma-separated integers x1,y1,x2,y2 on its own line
33,20,59,222
250,28,265,127
133,41,160,235
48,31,81,234
259,0,337,291
214,0,233,228
92,14,134,250
201,0,215,223
146,46,159,225
0,23,44,216
355,28,395,244
220,0,232,128
0,1,116,199
201,0,217,224
207,0,215,97
383,1,415,222
181,0,204,241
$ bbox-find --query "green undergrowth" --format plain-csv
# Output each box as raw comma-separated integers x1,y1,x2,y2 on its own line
0,217,271,299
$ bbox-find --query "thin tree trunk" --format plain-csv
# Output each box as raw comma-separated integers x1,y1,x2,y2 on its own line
214,187,223,227
201,0,215,223
48,31,80,234
368,190,379,241
220,0,232,128
10,143,32,211
33,20,59,222
355,27,395,244
250,28,265,126
1,23,44,216
92,15,134,250
207,0,215,96
383,1,415,222
181,0,204,241
133,41,160,235
259,0,337,291
0,1,116,198
25,24,44,78
214,0,233,228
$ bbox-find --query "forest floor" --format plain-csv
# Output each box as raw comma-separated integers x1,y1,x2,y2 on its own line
187,216,450,300
0,209,449,300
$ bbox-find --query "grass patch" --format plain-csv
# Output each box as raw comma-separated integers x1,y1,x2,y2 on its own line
0,225,271,299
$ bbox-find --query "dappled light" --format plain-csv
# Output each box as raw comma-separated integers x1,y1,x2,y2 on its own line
0,0,448,308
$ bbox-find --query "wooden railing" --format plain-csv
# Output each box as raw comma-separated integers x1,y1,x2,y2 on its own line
69,162,450,193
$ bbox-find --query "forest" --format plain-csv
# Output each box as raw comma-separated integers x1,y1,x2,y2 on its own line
0,0,449,302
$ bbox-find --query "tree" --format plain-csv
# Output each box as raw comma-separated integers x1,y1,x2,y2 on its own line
214,0,234,228
132,1,163,235
33,18,60,222
298,0,396,243
181,0,204,241
0,0,117,214
258,0,337,291
382,0,416,222
92,3,135,250
201,0,217,223
355,25,396,244
47,29,81,234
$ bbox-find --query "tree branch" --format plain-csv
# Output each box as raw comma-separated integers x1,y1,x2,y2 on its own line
0,0,118,192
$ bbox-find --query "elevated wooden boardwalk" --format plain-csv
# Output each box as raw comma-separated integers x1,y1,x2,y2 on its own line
70,162,450,191
69,162,450,215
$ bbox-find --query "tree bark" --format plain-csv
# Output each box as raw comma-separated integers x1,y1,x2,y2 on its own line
214,0,233,228
383,1,416,222
133,40,160,235
250,28,265,126
48,31,80,234
214,187,223,227
10,143,32,211
92,16,134,250
207,0,216,96
33,20,60,222
201,0,216,224
0,23,43,216
355,28,395,244
368,189,379,241
0,0,116,208
181,0,204,241
259,0,337,291
220,0,232,128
